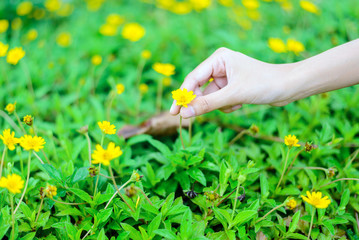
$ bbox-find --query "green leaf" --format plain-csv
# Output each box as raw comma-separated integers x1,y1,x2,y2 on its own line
289,211,301,233
161,192,175,217
219,161,229,196
121,223,142,240
68,188,92,203
52,222,77,240
21,232,36,240
97,228,107,240
260,174,269,199
56,207,84,217
230,210,257,228
167,204,188,216
71,167,89,183
148,213,162,238
180,208,192,240
212,207,229,229
139,226,149,240
338,189,350,211
187,168,206,186
154,229,177,240
97,208,113,226
322,221,335,235
40,164,63,185
285,233,308,240
148,138,172,156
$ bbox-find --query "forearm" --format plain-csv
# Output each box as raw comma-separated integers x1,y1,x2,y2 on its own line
285,39,359,101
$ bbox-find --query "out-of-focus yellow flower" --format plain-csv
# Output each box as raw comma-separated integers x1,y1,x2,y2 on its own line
48,61,54,69
287,39,305,55
170,2,192,14
300,0,319,15
0,42,9,57
5,102,16,114
139,83,149,94
122,23,145,42
86,0,104,11
91,55,102,65
141,50,151,59
33,8,46,20
280,1,293,11
283,26,290,34
17,1,33,16
162,77,172,86
106,14,125,26
156,0,175,9
6,47,26,65
268,38,286,53
19,135,46,152
99,23,117,36
45,184,57,198
284,134,300,147
242,0,259,10
0,20,9,33
23,115,33,126
209,78,214,82
92,142,122,166
172,88,196,108
45,0,62,12
11,18,22,30
301,191,331,208
247,10,261,21
56,3,74,17
152,63,175,77
56,32,71,47
190,0,211,12
98,121,116,135
0,174,24,194
26,29,38,41
218,0,234,7
286,199,297,210
116,84,125,95
0,129,19,151
236,18,252,30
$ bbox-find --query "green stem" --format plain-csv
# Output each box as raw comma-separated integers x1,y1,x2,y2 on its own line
85,132,92,166
255,203,286,223
13,151,31,215
156,77,163,113
287,148,304,172
14,111,26,134
308,207,315,239
318,178,359,189
10,194,15,240
35,197,44,223
93,163,101,196
100,133,105,147
229,130,249,145
276,148,291,190
231,180,241,221
106,91,116,121
179,116,185,149
32,151,44,164
0,146,7,178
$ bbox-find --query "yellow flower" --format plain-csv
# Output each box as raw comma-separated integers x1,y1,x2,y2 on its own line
286,199,297,210
0,19,9,33
17,1,33,16
91,142,123,166
247,10,261,21
209,78,214,82
156,0,175,9
171,88,197,108
56,3,74,17
141,50,151,59
45,184,57,198
163,77,172,87
91,55,102,65
99,23,117,36
0,129,20,151
300,0,319,15
33,9,46,20
0,174,24,194
218,0,234,7
281,1,293,11
6,47,26,65
170,2,192,14
19,135,46,152
106,14,125,26
301,191,331,209
26,29,38,41
268,38,287,53
122,23,146,42
45,0,62,12
139,83,149,94
287,39,305,55
86,0,104,11
11,18,22,30
284,134,300,147
98,121,116,135
56,32,71,47
242,0,259,10
190,0,211,11
5,102,16,114
23,115,33,126
152,63,175,77
116,84,125,95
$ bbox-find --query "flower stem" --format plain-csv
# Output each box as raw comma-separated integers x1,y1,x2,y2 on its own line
255,203,286,224
35,197,44,223
32,151,44,164
229,130,249,145
52,198,87,205
14,111,26,134
93,163,101,196
231,180,241,221
100,133,105,147
0,146,7,178
138,188,153,206
106,91,116,121
287,149,304,172
10,194,15,240
308,207,316,240
276,148,291,191
156,77,163,113
14,151,31,215
179,116,185,149
318,178,359,189
31,125,50,164
85,132,92,166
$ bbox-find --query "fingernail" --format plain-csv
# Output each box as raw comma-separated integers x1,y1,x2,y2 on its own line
181,106,195,118
170,104,175,113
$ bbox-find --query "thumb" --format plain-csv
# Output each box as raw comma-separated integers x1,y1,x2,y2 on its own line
180,88,230,118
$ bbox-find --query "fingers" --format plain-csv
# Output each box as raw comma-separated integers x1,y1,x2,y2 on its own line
219,104,243,113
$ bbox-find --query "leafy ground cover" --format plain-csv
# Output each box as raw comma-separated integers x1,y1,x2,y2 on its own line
0,0,359,239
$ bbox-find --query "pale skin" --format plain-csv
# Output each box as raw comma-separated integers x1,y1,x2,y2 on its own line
170,39,359,118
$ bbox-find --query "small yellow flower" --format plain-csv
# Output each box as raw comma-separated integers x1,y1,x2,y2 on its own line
5,102,16,114
17,1,33,16
91,55,102,65
209,78,214,82
300,0,319,15
286,199,297,210
301,191,331,209
106,14,124,26
152,63,175,77
141,50,151,59
56,3,74,17
86,0,104,11
122,23,146,42
242,0,259,10
23,115,33,126
162,77,172,87
91,142,123,166
6,47,26,65
116,84,125,95
268,38,287,53
98,121,116,135
190,0,211,12
19,135,46,152
0,19,9,33
170,2,192,14
11,18,22,30
33,9,46,20
139,83,149,94
0,129,20,151
45,0,62,12
0,173,24,194
218,0,234,7
130,171,142,182
45,184,57,198
99,23,117,36
287,39,305,55
171,88,197,108
284,134,300,147
26,29,38,41
56,32,71,47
